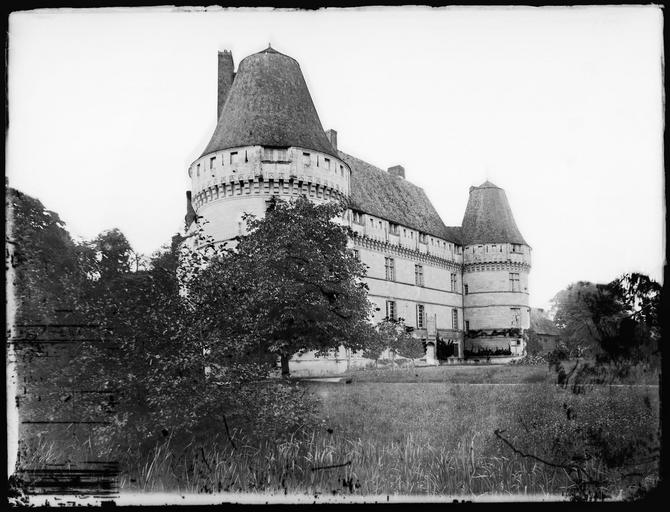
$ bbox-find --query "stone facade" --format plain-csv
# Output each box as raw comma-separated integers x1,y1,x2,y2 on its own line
183,47,532,374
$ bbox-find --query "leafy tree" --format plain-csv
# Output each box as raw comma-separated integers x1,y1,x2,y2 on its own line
187,196,377,377
7,187,87,324
550,274,661,366
374,318,423,369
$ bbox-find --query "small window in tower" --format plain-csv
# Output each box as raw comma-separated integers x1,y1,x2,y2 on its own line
316,155,320,167
389,223,399,235
417,305,426,329
452,309,459,330
210,156,216,170
385,257,395,281
464,284,469,295
509,272,520,292
386,300,397,321
230,152,238,165
370,218,374,226
415,264,424,286
378,221,382,229
245,150,248,163
303,152,311,166
340,165,344,176
324,158,330,170
450,273,457,292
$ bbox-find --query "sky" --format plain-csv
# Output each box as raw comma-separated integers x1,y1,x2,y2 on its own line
7,5,665,309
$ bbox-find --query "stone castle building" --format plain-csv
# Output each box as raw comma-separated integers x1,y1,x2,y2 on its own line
183,46,531,373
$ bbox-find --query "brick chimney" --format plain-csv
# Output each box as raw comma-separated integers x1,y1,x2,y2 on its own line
388,165,405,179
218,50,235,119
325,129,337,151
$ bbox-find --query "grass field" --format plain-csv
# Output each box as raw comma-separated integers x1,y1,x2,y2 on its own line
17,364,661,500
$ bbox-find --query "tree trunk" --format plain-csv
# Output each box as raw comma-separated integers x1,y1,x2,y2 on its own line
280,353,291,378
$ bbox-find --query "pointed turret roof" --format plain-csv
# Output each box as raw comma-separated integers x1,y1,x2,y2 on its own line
461,180,527,245
200,46,337,158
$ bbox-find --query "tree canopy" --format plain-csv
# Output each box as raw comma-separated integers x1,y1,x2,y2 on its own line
550,273,661,365
187,196,378,376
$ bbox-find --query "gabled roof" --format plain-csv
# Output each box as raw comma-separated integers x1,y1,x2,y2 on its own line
338,151,461,244
201,46,338,158
461,180,527,246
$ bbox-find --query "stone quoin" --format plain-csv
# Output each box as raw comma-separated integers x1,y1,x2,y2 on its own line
182,46,531,375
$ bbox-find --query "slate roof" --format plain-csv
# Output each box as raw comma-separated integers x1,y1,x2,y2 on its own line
338,151,461,244
461,181,527,246
201,46,338,159
530,308,560,336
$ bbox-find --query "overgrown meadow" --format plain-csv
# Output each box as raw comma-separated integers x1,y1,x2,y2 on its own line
18,366,660,501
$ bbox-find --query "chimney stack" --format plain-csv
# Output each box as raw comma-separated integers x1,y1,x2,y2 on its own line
388,165,405,179
217,50,235,119
325,129,337,151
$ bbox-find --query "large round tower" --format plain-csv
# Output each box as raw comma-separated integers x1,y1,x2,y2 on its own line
461,181,531,357
185,46,350,245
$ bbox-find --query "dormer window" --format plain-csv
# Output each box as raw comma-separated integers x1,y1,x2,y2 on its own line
263,147,288,162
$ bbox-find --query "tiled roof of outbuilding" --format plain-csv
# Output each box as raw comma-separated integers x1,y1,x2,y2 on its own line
200,46,338,159
338,151,461,244
461,181,527,246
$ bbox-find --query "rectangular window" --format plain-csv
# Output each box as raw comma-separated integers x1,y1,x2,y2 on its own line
324,157,330,170
210,156,216,169
512,244,522,253
385,257,395,281
386,300,397,321
509,272,520,292
511,307,521,327
464,284,469,295
419,233,427,243
303,152,311,166
389,223,399,235
465,320,470,332
450,273,457,292
352,249,360,260
415,264,424,286
230,152,238,165
417,305,425,329
340,165,344,176
196,163,201,177
452,309,459,330
352,211,364,224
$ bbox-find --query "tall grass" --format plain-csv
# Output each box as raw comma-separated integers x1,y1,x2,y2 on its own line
18,379,659,498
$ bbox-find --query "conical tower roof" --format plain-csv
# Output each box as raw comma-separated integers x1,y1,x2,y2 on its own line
200,46,337,158
461,181,527,245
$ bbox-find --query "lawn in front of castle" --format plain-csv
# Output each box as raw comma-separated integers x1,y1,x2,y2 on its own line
111,362,658,499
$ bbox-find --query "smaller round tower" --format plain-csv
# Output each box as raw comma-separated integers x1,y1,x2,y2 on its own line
461,181,531,358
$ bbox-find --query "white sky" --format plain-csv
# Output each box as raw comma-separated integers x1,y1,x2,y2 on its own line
7,6,665,309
